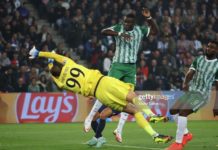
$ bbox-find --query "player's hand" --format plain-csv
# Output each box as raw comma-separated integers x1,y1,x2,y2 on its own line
182,83,189,91
29,46,39,59
120,33,132,41
142,7,151,18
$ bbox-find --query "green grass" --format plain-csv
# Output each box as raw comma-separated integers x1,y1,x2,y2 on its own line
0,121,218,150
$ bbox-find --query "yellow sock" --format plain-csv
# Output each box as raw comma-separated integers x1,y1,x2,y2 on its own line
133,97,155,116
134,112,157,137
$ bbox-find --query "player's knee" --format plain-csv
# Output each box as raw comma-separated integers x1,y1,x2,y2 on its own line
126,91,137,103
99,113,107,119
179,109,193,117
99,111,111,119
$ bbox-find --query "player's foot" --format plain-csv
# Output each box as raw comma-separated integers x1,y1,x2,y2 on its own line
113,129,122,143
165,142,183,150
182,133,193,145
84,117,92,132
86,137,98,146
149,115,169,123
95,137,106,148
153,134,173,144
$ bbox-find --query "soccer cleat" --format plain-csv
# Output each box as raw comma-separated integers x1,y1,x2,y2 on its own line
95,137,106,148
113,129,122,143
149,115,169,123
153,134,173,144
86,137,98,146
165,142,183,150
182,133,193,145
84,117,92,132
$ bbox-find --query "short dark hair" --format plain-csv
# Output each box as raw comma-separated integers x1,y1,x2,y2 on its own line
210,40,218,47
126,13,136,19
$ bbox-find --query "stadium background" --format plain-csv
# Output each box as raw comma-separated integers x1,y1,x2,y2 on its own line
0,0,217,122
0,1,218,150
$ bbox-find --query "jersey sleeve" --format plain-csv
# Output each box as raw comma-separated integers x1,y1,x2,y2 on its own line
190,57,199,70
52,76,64,88
106,24,122,32
39,52,70,64
140,25,150,37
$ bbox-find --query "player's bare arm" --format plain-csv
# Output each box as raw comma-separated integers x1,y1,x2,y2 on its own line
101,29,132,41
182,69,195,91
214,81,218,116
142,7,158,35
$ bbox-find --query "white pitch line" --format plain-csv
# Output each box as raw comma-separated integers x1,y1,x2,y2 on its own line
105,144,164,150
82,143,164,150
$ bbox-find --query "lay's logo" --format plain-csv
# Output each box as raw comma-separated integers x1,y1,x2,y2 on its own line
16,93,78,123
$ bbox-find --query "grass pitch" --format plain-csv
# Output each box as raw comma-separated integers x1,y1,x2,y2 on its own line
0,121,218,150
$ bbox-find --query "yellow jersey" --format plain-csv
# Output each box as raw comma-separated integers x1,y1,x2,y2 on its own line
39,52,103,96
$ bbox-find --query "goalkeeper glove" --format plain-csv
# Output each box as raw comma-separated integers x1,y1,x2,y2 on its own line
29,46,39,59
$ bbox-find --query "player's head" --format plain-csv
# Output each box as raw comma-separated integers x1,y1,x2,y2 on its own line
50,62,63,77
123,13,135,31
205,40,218,59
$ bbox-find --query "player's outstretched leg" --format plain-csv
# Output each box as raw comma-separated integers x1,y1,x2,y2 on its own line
134,111,173,143
133,96,169,123
113,112,129,143
84,100,102,132
149,115,169,123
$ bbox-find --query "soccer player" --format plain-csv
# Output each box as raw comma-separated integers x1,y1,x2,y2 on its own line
166,40,218,150
84,7,161,143
29,47,173,145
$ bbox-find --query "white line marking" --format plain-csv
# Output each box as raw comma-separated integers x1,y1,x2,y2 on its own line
82,143,164,150
105,144,164,150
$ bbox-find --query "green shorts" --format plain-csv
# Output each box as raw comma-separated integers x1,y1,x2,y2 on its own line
108,62,136,86
178,91,208,112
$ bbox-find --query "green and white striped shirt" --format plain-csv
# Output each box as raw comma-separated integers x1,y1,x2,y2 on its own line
108,24,150,63
189,55,218,99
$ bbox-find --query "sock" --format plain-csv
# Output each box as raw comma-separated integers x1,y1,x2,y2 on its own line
133,97,155,117
87,100,102,121
95,119,106,138
184,128,189,135
172,114,189,135
91,121,98,133
116,112,129,135
172,114,178,124
134,112,158,137
176,116,187,143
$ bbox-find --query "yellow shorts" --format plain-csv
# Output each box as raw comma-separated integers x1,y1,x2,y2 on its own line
95,76,134,112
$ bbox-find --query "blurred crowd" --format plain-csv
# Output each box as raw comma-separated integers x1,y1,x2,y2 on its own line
0,0,217,92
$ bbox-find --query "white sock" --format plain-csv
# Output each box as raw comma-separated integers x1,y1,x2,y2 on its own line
172,114,178,124
176,116,187,143
184,128,189,134
116,112,129,135
87,100,102,121
172,114,189,135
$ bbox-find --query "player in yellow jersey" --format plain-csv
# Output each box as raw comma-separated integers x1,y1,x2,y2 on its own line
29,46,173,144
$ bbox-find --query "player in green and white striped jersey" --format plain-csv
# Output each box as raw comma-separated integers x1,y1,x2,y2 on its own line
167,40,218,150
